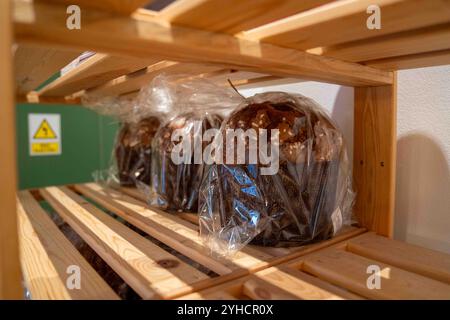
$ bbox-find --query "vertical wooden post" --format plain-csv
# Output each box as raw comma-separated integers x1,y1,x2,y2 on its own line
0,0,23,298
353,74,397,237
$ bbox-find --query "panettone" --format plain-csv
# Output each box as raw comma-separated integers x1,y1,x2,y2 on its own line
199,92,349,248
151,112,222,212
114,116,160,186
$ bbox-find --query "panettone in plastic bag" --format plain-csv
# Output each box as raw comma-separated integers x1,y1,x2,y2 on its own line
82,82,169,187
114,116,160,186
148,75,243,212
199,92,354,255
150,112,223,212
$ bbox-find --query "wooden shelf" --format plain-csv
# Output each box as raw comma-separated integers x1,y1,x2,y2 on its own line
18,184,450,299
18,184,365,300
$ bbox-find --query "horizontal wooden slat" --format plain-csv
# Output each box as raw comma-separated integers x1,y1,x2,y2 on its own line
40,186,208,299
88,61,223,96
14,45,80,94
302,247,450,299
39,54,162,97
159,0,333,34
347,233,450,284
119,186,147,202
14,0,393,87
177,212,199,225
40,0,153,15
196,291,237,300
365,49,450,70
118,186,199,225
243,267,362,300
244,0,450,50
178,277,245,300
309,23,450,62
207,70,268,84
263,226,366,262
74,183,274,275
16,93,81,105
179,265,363,300
232,75,292,87
243,277,310,300
17,191,118,300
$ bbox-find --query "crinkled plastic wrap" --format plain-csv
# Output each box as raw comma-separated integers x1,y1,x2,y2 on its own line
114,116,161,186
199,92,355,255
82,82,171,187
148,75,243,212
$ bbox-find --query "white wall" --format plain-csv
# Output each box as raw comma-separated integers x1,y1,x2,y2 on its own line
239,65,450,253
395,66,450,254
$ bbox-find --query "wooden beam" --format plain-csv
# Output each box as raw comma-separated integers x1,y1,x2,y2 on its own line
38,53,162,97
353,74,397,237
13,0,393,87
365,49,450,71
244,0,450,50
15,45,81,94
88,61,227,96
16,93,81,105
232,75,295,87
158,0,333,34
0,0,23,299
40,0,153,15
308,23,450,62
88,68,269,98
206,70,267,84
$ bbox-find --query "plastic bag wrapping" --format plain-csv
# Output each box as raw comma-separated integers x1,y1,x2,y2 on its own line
82,81,174,187
146,74,244,213
113,116,161,186
82,94,136,123
198,92,355,256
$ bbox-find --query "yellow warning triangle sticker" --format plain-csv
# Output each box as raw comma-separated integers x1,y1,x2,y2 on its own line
33,119,57,139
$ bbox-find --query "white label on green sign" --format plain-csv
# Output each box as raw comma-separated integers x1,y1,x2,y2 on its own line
28,113,62,156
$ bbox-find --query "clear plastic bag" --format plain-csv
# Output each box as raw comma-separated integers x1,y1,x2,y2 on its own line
147,74,244,212
82,81,171,187
198,92,355,255
114,116,161,186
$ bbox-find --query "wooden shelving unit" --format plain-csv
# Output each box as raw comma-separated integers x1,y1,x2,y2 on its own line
1,0,450,299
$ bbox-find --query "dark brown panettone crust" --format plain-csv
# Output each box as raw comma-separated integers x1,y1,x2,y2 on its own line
114,116,160,186
224,101,336,163
152,112,222,213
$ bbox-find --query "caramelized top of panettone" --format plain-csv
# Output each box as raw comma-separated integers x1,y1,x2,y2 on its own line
224,101,341,163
